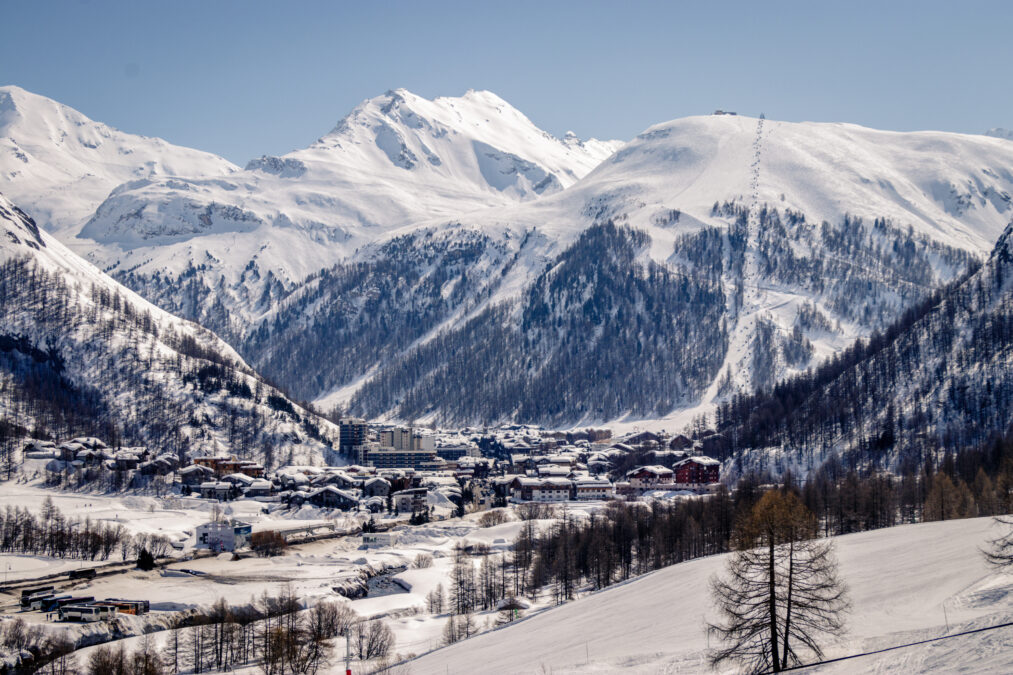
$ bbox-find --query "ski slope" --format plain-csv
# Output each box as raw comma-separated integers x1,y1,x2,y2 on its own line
407,517,1013,674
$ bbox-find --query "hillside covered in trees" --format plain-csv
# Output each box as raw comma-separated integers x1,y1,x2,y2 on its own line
0,193,337,467
710,219,1013,478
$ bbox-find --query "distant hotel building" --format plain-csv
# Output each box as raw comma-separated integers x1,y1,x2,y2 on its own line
436,446,476,462
339,418,369,454
365,447,438,470
379,427,435,452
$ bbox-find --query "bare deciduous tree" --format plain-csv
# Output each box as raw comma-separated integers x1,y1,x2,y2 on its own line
983,515,1013,568
708,490,849,673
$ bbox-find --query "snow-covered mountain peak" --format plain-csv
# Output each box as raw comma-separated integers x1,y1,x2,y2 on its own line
986,127,1013,141
76,87,625,290
312,87,622,185
0,85,238,236
526,113,1013,255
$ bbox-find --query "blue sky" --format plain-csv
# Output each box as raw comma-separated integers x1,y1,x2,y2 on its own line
2,0,1010,164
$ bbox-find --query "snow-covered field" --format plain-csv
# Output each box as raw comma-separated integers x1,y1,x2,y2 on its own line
407,517,1013,674
5,477,1011,675
0,482,340,550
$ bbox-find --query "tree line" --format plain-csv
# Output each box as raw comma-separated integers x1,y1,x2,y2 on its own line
0,497,133,562
2,586,396,675
0,254,337,469
710,218,1013,474
493,429,1013,616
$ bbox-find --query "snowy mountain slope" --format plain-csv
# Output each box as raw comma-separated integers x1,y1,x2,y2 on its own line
330,116,1013,423
986,127,1013,141
0,85,238,238
74,89,622,320
408,517,1013,674
0,192,337,467
25,88,1013,428
712,216,1013,476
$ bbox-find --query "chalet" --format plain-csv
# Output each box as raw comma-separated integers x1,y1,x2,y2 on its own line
673,456,720,485
625,465,674,488
490,476,516,499
457,456,492,479
312,471,360,490
363,496,386,513
278,473,310,491
221,473,255,488
244,479,274,498
452,465,475,479
508,476,542,502
509,455,536,474
199,481,236,500
70,437,108,450
539,454,576,468
573,477,614,501
23,440,57,459
113,451,141,471
362,476,391,498
624,431,663,448
178,464,215,486
284,489,310,507
306,486,359,511
531,478,572,502
57,442,85,461
139,453,177,476
193,455,233,475
510,477,573,502
392,487,428,514
669,434,693,450
138,458,170,476
235,460,266,478
536,464,573,478
76,448,103,467
192,455,265,478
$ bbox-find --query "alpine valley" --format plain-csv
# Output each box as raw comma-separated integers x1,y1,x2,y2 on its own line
4,83,1013,444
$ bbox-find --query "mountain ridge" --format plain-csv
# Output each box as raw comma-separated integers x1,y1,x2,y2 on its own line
9,85,1013,429
0,191,338,467
0,84,238,238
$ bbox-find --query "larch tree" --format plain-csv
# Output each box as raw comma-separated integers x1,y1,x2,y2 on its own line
983,516,1013,568
708,490,849,673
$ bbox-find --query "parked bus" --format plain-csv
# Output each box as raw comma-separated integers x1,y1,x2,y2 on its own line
28,593,56,611
100,599,149,615
58,604,117,622
20,586,54,608
67,568,97,580
38,595,72,612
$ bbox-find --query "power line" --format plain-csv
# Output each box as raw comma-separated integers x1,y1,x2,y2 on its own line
763,621,1013,674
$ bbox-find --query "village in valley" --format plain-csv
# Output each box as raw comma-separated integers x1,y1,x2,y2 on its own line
7,4,1013,672
0,420,726,672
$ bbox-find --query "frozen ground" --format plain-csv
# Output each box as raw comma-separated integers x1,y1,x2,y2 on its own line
8,482,1008,674
0,482,342,548
407,517,1013,674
